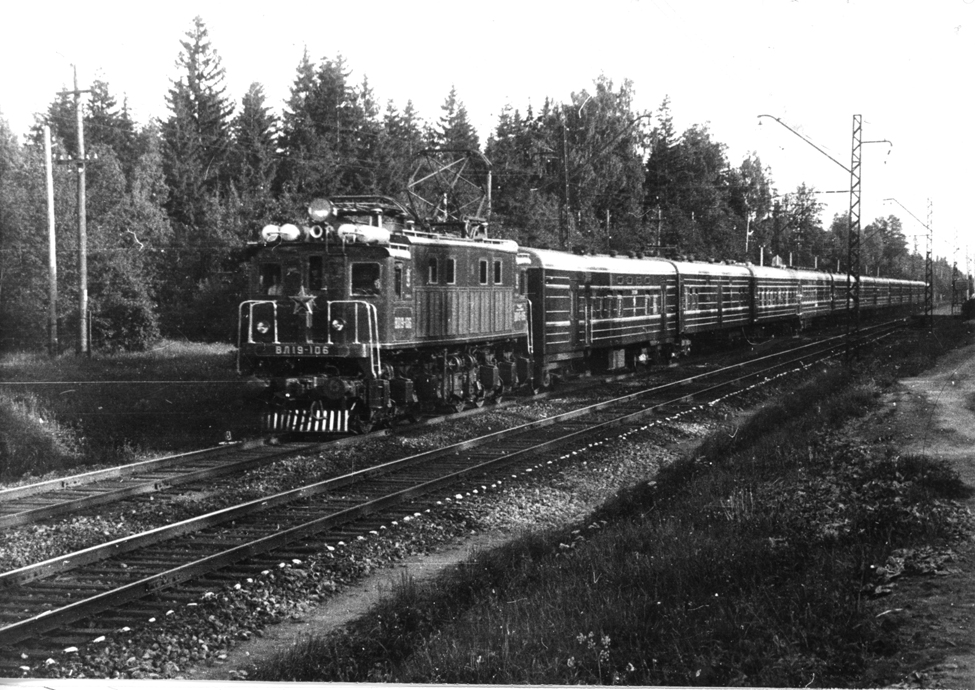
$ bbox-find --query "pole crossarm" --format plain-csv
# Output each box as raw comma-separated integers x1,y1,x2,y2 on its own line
757,114,851,173
884,196,934,324
882,198,932,233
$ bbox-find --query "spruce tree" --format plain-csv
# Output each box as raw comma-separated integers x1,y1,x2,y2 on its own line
161,15,234,231
157,17,236,333
229,82,279,236
434,86,479,152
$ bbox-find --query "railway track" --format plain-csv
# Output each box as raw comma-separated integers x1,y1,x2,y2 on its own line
0,335,777,531
0,319,904,658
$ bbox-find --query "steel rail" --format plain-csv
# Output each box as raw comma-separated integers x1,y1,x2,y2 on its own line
0,443,250,503
0,444,315,529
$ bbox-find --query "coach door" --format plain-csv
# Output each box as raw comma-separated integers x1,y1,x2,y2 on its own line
569,279,584,349
581,281,593,347
717,282,724,327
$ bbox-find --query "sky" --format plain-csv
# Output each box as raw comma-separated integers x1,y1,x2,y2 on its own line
1,0,971,269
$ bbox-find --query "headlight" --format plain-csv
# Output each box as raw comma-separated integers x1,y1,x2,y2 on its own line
260,224,280,242
278,224,301,241
255,321,271,334
309,198,333,222
331,318,345,332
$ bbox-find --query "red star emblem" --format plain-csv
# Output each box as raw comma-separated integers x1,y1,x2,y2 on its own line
289,286,317,315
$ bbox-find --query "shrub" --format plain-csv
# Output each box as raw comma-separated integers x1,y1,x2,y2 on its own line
0,391,82,478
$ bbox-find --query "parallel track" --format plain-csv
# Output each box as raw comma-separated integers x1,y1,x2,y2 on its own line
0,320,904,651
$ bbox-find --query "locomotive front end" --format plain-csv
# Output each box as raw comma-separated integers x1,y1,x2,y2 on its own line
238,197,415,434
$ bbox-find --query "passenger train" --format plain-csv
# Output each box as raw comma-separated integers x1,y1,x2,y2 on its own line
237,195,925,434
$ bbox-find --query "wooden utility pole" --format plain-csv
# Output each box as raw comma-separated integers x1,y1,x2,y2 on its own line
74,67,89,355
925,199,934,328
60,66,91,355
560,111,571,250
44,125,58,356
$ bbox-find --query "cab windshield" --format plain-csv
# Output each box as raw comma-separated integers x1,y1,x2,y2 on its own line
351,262,381,296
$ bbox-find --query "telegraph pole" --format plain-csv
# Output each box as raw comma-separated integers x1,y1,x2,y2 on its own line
560,110,571,250
60,66,91,355
43,126,58,356
925,199,934,328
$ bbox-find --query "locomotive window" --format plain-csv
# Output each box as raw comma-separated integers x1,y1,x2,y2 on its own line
351,263,381,296
519,270,527,295
445,258,456,284
394,262,403,298
260,263,282,296
494,260,502,284
308,256,324,291
479,259,489,285
428,258,438,284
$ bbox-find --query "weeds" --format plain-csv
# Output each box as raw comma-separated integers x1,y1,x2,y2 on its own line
0,340,254,479
0,390,82,477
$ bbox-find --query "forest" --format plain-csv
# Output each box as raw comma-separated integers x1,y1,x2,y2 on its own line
0,17,941,353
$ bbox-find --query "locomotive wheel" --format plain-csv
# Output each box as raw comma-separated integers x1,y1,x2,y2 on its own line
489,383,505,405
449,395,466,413
532,369,553,395
352,418,374,434
349,400,375,434
390,404,422,428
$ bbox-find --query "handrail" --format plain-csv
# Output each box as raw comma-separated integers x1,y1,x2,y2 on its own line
326,300,382,378
236,300,279,373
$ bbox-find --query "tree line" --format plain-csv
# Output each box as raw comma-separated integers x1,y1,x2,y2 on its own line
0,16,941,353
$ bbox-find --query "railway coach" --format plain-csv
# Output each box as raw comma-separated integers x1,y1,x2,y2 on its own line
517,249,924,386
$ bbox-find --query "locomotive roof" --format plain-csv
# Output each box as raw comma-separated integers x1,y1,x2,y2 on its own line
393,233,521,253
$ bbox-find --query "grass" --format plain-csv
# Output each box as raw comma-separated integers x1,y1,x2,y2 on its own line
0,340,258,479
248,318,975,687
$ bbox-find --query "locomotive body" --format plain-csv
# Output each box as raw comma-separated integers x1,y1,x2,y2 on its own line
238,196,531,433
238,195,926,434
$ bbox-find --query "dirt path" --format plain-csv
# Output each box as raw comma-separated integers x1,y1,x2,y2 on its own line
183,531,517,681
867,332,975,689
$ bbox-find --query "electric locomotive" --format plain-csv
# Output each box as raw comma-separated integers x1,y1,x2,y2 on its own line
237,196,533,433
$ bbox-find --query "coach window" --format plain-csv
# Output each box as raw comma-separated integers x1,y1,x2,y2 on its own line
494,260,503,284
308,256,324,291
479,259,489,285
445,258,456,284
351,263,381,296
428,258,438,284
260,263,282,295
